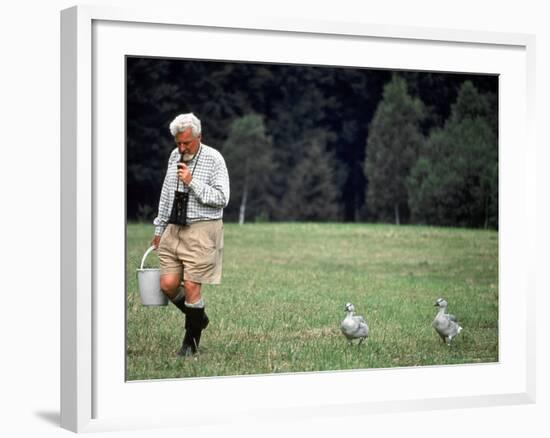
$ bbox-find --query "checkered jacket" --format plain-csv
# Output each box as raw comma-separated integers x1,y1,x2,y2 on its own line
153,144,230,236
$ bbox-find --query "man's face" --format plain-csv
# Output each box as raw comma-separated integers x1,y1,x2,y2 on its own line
175,128,201,161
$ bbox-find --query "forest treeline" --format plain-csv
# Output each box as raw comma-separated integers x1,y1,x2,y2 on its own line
127,57,498,228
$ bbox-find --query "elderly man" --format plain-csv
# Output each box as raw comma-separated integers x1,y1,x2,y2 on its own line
151,113,230,357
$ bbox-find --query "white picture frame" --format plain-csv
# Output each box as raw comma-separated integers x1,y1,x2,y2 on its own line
60,4,536,433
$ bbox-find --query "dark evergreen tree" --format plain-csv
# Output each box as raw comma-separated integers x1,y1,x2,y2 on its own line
407,81,498,228
279,141,340,221
364,74,425,224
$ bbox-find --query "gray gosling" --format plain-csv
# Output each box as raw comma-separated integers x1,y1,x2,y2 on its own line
432,298,463,346
340,303,369,345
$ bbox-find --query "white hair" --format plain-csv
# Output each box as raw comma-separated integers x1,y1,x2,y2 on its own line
169,113,202,137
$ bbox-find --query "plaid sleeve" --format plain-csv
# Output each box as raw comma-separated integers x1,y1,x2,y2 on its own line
188,154,230,208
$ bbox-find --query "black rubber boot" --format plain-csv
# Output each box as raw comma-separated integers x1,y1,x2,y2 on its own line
177,307,208,357
171,297,209,329
178,331,195,357
171,297,189,314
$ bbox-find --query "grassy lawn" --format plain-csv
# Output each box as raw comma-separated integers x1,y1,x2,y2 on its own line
126,222,498,381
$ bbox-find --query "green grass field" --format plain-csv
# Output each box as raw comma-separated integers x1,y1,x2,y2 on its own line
126,222,498,381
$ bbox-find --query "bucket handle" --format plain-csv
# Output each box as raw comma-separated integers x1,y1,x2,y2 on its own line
140,245,157,270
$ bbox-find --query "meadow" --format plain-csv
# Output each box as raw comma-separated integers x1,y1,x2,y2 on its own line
126,222,498,381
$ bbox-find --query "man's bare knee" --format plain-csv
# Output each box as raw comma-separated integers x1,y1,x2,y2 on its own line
183,280,202,303
160,274,181,299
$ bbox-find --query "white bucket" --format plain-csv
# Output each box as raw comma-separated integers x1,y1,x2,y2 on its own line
136,246,168,306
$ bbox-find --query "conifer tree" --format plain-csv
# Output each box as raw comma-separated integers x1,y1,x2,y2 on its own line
280,141,340,221
407,81,498,228
364,74,425,224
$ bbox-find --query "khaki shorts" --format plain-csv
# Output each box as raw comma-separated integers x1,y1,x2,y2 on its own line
157,220,224,284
